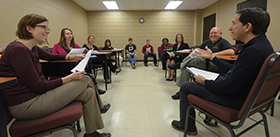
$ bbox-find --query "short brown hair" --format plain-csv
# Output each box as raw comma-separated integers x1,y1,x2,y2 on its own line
175,33,184,43
16,14,48,40
128,38,133,41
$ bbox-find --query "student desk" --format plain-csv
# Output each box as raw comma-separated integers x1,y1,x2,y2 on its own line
40,60,80,77
0,77,17,137
91,52,112,90
99,49,123,68
215,54,238,61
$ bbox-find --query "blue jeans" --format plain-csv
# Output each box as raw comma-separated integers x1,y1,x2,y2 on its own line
126,53,137,65
179,76,242,129
144,53,157,64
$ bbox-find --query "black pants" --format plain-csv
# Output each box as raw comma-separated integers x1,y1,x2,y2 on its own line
160,53,168,69
179,76,243,129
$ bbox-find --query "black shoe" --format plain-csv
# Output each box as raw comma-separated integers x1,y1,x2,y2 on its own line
114,69,122,74
203,115,212,125
171,120,197,135
84,131,111,137
168,63,180,69
101,104,111,114
154,64,158,67
97,86,106,95
162,67,166,70
144,63,148,67
172,92,180,100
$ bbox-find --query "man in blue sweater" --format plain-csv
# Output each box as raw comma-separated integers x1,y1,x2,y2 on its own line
171,7,274,135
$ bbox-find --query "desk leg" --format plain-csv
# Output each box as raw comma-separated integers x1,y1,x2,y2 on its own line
108,57,112,83
104,59,108,90
0,89,8,137
115,54,118,69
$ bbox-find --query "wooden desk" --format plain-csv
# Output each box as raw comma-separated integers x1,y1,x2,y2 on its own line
91,52,111,90
0,77,17,137
40,60,79,77
215,55,238,61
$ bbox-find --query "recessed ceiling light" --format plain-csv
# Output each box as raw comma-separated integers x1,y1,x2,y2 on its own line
102,1,119,10
165,1,183,9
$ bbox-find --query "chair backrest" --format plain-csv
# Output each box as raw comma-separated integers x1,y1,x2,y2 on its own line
238,52,280,122
158,46,161,59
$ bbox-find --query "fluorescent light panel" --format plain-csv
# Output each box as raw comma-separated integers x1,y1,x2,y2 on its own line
165,1,183,9
102,1,119,10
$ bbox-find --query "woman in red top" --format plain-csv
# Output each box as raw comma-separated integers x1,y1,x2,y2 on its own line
0,14,111,137
52,28,80,54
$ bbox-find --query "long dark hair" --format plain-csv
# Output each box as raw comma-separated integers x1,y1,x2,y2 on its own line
105,39,111,47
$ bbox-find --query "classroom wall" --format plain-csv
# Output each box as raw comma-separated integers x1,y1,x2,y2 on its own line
0,0,88,50
87,11,195,60
267,0,280,51
201,0,280,51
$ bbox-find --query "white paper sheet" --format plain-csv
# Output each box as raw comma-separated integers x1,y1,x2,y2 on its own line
186,67,219,80
68,48,86,55
146,47,151,52
71,50,93,72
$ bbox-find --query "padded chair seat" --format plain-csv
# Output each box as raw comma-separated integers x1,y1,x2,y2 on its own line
92,64,103,68
188,94,239,124
9,102,83,137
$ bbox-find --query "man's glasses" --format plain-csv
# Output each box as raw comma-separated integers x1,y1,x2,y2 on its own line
34,25,50,31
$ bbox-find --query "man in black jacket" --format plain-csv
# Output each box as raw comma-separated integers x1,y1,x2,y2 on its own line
171,7,274,135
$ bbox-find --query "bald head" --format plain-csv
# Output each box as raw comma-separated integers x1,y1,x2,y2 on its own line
209,27,222,43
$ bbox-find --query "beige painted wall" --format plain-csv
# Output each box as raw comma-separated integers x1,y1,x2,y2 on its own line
0,0,88,49
201,0,280,51
267,0,280,51
87,11,195,60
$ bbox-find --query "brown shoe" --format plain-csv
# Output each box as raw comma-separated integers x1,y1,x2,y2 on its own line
171,120,197,135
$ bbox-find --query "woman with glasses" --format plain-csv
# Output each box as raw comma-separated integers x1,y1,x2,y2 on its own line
166,33,190,81
0,14,111,137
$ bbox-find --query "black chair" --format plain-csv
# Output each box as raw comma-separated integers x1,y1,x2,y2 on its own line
184,52,280,137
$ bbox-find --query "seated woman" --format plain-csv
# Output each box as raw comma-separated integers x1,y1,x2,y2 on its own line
0,14,111,137
53,28,106,95
166,33,190,81
103,39,123,68
159,38,173,70
83,36,121,83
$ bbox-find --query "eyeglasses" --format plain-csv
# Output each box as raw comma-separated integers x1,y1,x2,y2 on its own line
34,25,50,31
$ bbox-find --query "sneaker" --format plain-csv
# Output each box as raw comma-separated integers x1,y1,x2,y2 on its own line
132,64,136,69
144,63,148,67
154,64,158,67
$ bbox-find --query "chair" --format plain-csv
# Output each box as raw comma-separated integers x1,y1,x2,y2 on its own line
4,101,83,137
184,52,280,137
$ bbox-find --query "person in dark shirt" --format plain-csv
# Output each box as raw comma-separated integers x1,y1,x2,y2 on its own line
0,14,111,137
103,39,123,64
125,38,137,69
171,27,235,100
171,8,274,135
166,33,190,81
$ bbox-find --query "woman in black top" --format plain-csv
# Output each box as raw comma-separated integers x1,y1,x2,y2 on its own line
103,39,123,63
166,33,190,81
